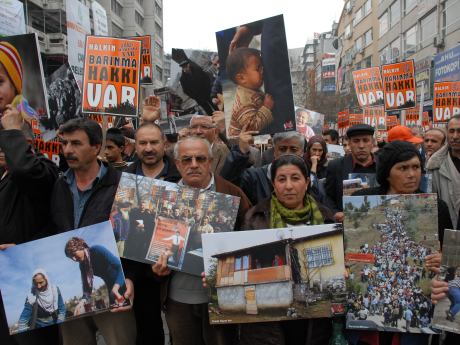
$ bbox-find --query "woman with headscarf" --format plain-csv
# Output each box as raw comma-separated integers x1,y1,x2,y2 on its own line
17,269,66,331
351,140,453,345
241,154,335,345
0,41,37,121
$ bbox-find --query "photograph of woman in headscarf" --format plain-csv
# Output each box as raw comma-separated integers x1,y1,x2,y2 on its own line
17,269,65,331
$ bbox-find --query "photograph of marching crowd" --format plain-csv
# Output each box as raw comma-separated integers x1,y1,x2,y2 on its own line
344,194,438,333
1,0,460,344
111,172,240,275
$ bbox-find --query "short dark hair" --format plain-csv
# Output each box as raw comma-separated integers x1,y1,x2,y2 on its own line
59,118,102,146
270,154,310,183
135,122,165,140
226,47,261,84
106,128,125,148
324,129,339,142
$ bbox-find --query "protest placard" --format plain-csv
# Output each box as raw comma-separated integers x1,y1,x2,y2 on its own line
0,0,26,36
0,221,128,335
82,36,141,117
381,60,417,111
352,67,384,108
295,107,324,140
433,81,460,123
129,35,153,84
202,224,345,324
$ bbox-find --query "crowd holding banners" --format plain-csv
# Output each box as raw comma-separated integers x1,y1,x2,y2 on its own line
381,60,417,112
433,82,460,123
81,36,142,117
65,0,91,90
128,36,153,84
0,221,128,335
352,67,384,108
216,14,295,137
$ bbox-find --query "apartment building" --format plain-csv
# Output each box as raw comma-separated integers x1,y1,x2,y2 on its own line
19,0,164,88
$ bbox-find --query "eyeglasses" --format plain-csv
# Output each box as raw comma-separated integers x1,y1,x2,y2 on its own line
179,155,209,164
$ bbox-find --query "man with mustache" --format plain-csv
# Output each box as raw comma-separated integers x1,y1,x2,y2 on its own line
124,122,180,345
427,115,460,229
152,136,251,345
50,118,136,345
325,124,376,222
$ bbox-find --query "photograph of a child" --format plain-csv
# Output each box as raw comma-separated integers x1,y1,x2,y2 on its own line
216,14,295,137
0,34,49,123
0,221,127,335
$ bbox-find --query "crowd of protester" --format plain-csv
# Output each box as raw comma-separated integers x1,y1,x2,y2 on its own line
2,83,460,345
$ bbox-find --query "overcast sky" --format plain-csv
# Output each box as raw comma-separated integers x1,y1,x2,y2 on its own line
163,0,345,52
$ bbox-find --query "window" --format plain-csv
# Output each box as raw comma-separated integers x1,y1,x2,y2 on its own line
155,65,163,81
234,255,250,271
364,29,373,47
404,0,417,15
155,3,163,17
345,0,351,13
404,25,417,57
135,11,144,26
443,0,460,35
112,23,123,37
306,245,333,268
345,24,352,38
352,0,371,26
355,36,363,51
390,37,401,62
390,0,401,28
379,12,388,37
363,56,372,68
154,42,162,58
353,8,363,26
363,0,371,16
420,11,436,48
155,22,163,37
137,0,144,5
111,0,123,17
380,46,390,65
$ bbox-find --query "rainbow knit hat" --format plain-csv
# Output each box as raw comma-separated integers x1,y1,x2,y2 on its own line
0,41,23,94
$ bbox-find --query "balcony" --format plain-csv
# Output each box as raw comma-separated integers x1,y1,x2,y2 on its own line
46,33,67,55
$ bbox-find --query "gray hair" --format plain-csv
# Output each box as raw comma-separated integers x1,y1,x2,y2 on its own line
173,136,213,160
189,115,214,126
273,131,305,147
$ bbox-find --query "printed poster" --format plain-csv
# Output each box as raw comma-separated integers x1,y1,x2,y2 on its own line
0,34,49,121
110,172,240,276
434,44,460,82
216,14,296,137
352,67,384,108
129,35,153,84
432,229,460,334
66,0,91,90
433,81,460,123
0,0,26,36
0,221,129,335
381,60,417,112
91,1,109,36
202,224,346,324
82,36,141,117
295,107,324,140
343,194,438,333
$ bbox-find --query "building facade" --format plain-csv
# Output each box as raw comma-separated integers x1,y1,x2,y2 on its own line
20,0,164,88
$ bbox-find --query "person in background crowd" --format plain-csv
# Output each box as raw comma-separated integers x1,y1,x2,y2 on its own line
221,130,305,205
50,118,136,345
241,154,333,345
387,125,424,145
17,269,65,332
119,126,136,163
325,124,376,222
152,136,251,345
342,136,351,155
0,105,59,345
124,122,180,345
424,128,446,160
104,128,127,171
426,115,460,229
323,129,339,145
304,135,328,179
189,115,229,174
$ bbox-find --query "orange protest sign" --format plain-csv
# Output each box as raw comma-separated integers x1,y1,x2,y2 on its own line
352,67,384,108
381,60,417,111
345,252,375,263
82,36,141,117
386,115,399,130
129,35,153,84
87,114,115,128
433,81,460,122
349,114,364,126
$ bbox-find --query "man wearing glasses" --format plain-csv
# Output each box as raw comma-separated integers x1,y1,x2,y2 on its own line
189,115,229,174
152,136,251,345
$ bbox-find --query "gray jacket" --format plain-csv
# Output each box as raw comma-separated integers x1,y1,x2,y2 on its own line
426,144,460,229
